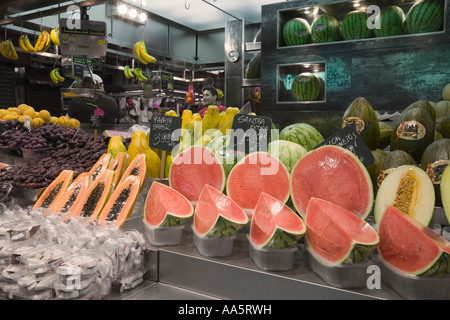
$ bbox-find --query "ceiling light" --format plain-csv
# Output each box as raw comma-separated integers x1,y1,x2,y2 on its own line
139,12,148,22
129,8,138,19
118,4,128,15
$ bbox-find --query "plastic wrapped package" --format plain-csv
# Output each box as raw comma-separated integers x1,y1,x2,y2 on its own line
192,227,236,257
247,235,298,271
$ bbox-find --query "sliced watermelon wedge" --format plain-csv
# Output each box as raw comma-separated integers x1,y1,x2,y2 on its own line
291,145,373,220
250,192,306,249
378,206,450,277
145,181,194,227
194,184,248,238
169,145,226,202
305,197,379,267
226,152,290,211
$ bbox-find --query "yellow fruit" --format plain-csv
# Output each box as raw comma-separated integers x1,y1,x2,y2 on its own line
165,110,178,117
39,110,51,122
7,107,17,113
107,136,127,159
202,105,220,135
68,118,80,128
59,116,69,126
31,118,44,129
3,114,18,121
0,109,10,119
9,111,18,117
19,115,32,122
145,147,161,179
49,116,59,124
21,108,35,118
126,131,149,167
17,104,30,114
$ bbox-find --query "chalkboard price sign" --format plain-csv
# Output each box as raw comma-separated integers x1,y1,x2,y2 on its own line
149,115,182,151
314,125,374,166
229,114,273,154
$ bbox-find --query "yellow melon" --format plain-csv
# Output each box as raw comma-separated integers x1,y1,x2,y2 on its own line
39,110,51,122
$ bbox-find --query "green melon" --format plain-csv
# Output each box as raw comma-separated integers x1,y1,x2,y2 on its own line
282,18,311,46
402,100,437,124
437,115,450,138
306,197,379,266
374,150,416,194
250,192,306,249
378,122,394,150
420,138,450,207
311,15,341,43
342,97,381,150
279,122,324,151
341,10,373,40
374,164,435,226
374,5,405,37
378,205,450,277
194,184,248,238
434,100,450,119
267,139,307,172
441,165,450,224
366,148,388,182
404,0,444,34
244,52,261,79
291,73,322,101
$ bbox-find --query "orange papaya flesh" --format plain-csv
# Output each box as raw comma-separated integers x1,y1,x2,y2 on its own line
70,169,114,219
97,174,141,227
108,151,127,189
89,153,112,183
34,170,74,209
51,172,90,214
120,153,146,187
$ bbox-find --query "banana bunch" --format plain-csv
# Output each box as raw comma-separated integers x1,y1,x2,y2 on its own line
50,69,65,84
18,35,35,53
133,68,148,82
133,41,156,65
0,40,18,60
50,28,60,46
124,65,134,79
34,30,51,53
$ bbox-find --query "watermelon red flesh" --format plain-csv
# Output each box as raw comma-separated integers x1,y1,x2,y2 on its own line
378,205,450,275
290,145,373,219
194,184,248,237
145,181,194,226
226,152,290,210
305,197,379,265
250,192,306,248
169,145,226,202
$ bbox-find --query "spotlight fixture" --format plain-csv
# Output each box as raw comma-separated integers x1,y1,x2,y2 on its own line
106,1,149,24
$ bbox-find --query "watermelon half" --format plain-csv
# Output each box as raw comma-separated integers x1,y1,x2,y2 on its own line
378,206,450,277
290,145,373,219
226,152,290,212
193,184,248,238
145,181,194,227
169,145,226,203
250,192,306,249
305,197,379,267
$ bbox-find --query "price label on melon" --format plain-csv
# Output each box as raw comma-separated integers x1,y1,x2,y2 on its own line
314,125,374,166
229,114,272,154
149,115,182,151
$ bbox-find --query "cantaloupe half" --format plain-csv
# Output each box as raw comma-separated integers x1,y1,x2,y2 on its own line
34,170,74,209
97,174,141,227
51,172,90,214
70,169,114,219
374,164,435,226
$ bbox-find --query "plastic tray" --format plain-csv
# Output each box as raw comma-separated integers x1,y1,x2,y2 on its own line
247,235,297,271
143,219,184,246
374,254,450,300
21,148,53,160
192,226,235,257
307,248,374,289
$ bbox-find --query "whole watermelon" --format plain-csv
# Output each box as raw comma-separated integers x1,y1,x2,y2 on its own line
374,5,405,37
244,52,261,79
279,123,324,151
291,73,322,101
283,18,311,46
268,140,307,172
404,0,444,34
311,15,341,43
342,10,373,40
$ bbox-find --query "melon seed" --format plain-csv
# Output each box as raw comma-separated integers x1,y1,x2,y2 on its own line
80,183,105,217
41,182,63,208
105,186,131,221
392,171,419,217
130,167,140,176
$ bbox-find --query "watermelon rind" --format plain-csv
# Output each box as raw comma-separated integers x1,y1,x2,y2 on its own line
404,0,444,34
374,164,435,226
267,140,307,172
145,181,194,227
282,18,311,46
341,10,373,40
291,73,321,102
311,15,341,43
373,5,405,38
279,122,324,151
291,145,374,220
250,193,306,249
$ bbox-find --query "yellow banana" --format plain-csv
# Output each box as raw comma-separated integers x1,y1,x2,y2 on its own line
138,41,156,63
0,41,9,59
19,35,30,53
34,31,48,52
0,41,17,60
50,28,60,46
50,69,59,83
54,69,65,82
133,41,148,65
22,35,35,52
7,40,18,60
41,31,51,52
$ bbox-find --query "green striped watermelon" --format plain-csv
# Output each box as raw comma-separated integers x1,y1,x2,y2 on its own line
342,10,373,40
311,15,341,43
291,73,322,101
268,140,307,172
374,5,405,37
279,123,324,151
283,18,311,46
404,0,444,34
